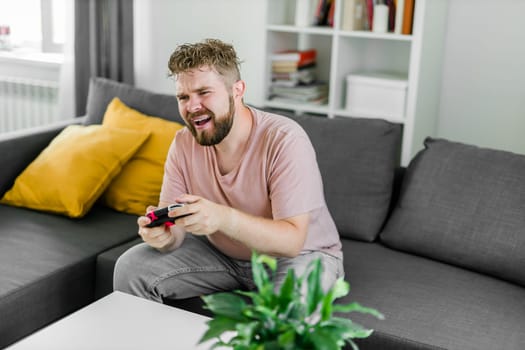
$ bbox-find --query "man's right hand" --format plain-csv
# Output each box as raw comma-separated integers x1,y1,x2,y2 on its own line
138,205,185,252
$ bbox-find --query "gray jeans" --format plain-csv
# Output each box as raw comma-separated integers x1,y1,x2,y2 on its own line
113,234,344,303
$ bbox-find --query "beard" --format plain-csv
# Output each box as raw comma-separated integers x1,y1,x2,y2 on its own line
186,96,235,146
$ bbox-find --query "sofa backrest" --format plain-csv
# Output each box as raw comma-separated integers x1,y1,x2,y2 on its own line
85,77,184,125
0,125,65,197
381,138,525,287
289,114,402,242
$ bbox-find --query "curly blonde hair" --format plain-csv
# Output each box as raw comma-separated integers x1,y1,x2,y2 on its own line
168,39,242,87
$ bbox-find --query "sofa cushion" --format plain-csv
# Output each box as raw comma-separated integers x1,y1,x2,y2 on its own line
85,77,185,125
340,240,525,350
290,114,401,241
0,125,149,218
95,238,142,299
380,138,525,286
101,97,184,215
0,204,139,348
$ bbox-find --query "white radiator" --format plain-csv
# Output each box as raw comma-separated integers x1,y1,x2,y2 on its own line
0,76,60,133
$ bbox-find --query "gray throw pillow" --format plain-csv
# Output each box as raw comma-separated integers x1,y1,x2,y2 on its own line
381,138,525,286
290,114,402,242
84,77,184,125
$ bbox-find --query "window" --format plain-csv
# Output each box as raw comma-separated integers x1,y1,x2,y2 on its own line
0,0,69,134
0,0,65,53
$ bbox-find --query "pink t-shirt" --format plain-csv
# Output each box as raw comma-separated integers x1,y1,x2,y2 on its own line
160,107,342,258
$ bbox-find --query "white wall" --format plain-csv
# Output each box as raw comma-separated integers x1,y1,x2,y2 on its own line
133,0,267,107
437,0,525,154
133,0,525,156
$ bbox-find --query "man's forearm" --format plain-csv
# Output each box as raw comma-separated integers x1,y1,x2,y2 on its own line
219,206,308,258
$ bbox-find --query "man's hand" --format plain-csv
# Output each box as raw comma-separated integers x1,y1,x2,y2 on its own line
169,194,227,235
138,205,186,252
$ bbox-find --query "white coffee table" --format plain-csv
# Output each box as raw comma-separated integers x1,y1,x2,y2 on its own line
6,291,217,350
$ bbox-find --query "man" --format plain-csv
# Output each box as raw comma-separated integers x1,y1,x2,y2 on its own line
114,39,343,302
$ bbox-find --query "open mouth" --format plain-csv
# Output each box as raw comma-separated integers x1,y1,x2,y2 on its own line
192,115,212,127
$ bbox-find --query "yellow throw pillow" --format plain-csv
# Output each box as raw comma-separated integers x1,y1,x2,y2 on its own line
101,97,184,215
0,125,150,218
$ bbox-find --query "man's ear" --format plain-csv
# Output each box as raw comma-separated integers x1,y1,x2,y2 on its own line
232,80,246,99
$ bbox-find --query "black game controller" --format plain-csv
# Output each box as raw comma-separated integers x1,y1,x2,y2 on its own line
145,204,189,227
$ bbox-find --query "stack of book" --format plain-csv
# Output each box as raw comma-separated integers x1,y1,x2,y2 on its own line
269,49,329,105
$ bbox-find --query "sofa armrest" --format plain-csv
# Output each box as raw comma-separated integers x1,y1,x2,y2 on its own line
0,117,86,196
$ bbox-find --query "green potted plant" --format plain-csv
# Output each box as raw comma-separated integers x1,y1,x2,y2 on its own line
199,252,383,350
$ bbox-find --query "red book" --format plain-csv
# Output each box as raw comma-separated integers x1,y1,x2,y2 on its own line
270,49,317,66
327,0,335,27
366,0,374,30
388,0,396,32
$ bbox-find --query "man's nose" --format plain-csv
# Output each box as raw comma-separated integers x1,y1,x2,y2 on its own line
188,97,202,113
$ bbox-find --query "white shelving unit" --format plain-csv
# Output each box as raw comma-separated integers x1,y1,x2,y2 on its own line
264,0,449,165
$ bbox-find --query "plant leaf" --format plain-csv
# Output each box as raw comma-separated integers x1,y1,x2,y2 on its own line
251,252,276,293
306,258,324,316
279,298,304,321
277,269,297,310
320,288,334,321
260,340,280,350
331,278,350,299
236,290,264,306
252,304,278,332
202,292,247,320
256,253,277,272
333,302,385,320
309,327,342,350
324,317,375,339
235,321,259,342
320,278,350,321
346,339,359,350
277,328,297,349
198,316,239,343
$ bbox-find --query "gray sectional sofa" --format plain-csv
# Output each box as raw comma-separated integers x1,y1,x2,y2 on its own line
1,77,524,349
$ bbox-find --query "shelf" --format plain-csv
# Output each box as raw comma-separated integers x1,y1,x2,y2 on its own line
267,24,334,36
338,31,413,42
265,99,330,115
264,0,448,165
267,25,412,41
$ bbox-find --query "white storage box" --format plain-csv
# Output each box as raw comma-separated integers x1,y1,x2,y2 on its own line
345,72,408,119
